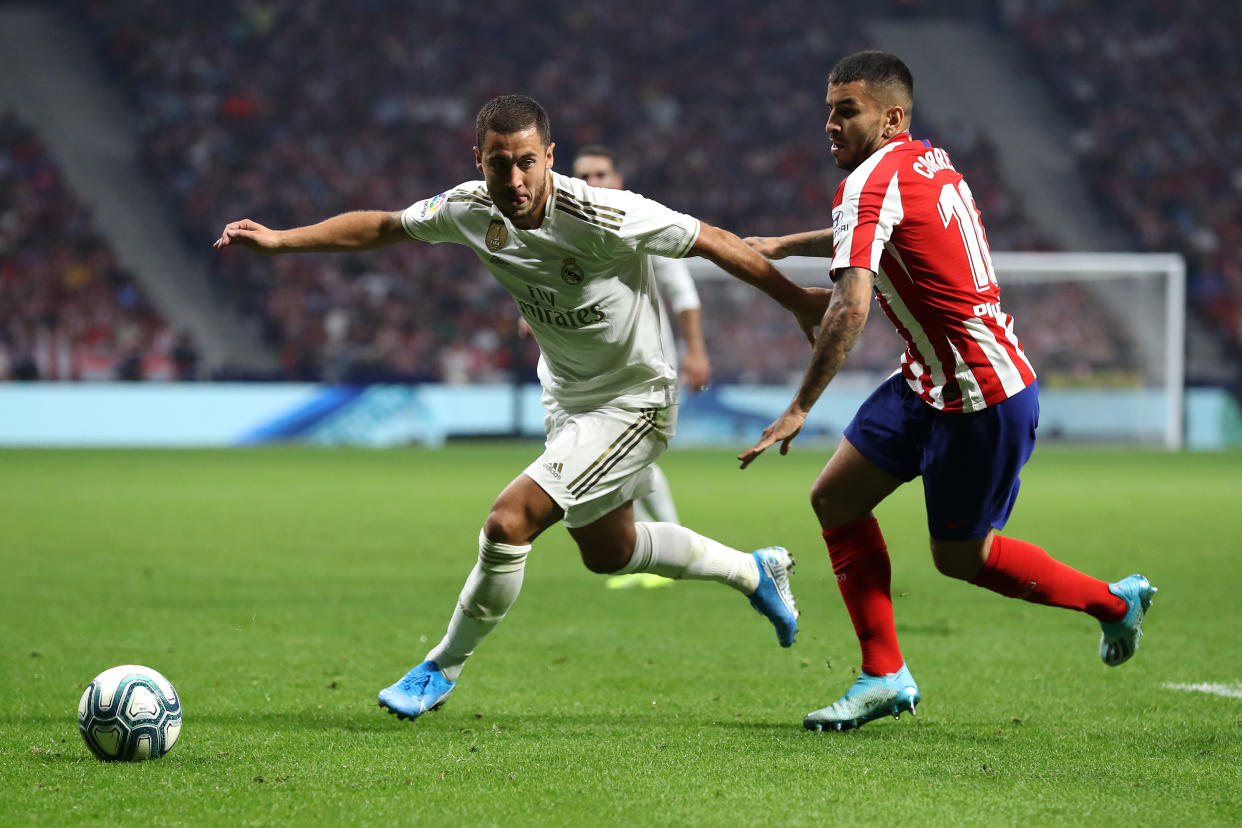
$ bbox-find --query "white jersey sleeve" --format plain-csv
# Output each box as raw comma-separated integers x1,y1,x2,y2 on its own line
651,256,701,313
400,183,486,244
609,190,701,259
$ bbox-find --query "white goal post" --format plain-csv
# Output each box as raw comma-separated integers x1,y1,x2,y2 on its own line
687,252,1186,449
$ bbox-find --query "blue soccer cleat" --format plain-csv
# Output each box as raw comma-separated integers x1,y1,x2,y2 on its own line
804,663,920,732
1099,574,1157,666
378,660,456,721
748,547,798,647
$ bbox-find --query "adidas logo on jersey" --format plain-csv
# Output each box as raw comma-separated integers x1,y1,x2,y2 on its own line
543,461,564,479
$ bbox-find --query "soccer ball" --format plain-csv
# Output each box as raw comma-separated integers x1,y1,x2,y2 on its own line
78,665,182,761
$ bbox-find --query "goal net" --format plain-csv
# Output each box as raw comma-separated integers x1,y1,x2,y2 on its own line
687,252,1186,448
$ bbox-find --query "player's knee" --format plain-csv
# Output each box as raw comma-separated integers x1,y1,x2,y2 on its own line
810,481,847,527
809,480,828,512
930,549,965,579
483,507,530,546
576,540,630,575
929,539,987,581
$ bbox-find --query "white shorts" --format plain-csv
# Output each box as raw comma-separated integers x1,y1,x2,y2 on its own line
524,401,677,528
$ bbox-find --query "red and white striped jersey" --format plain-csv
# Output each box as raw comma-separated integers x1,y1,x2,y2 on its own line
831,133,1036,412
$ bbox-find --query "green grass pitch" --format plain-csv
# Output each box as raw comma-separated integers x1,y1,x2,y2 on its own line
1,444,1239,826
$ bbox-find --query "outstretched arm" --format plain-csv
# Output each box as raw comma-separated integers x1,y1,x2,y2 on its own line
738,266,874,468
213,210,411,254
690,222,830,344
742,228,835,260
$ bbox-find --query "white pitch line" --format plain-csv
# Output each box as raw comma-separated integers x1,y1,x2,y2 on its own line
1163,682,1242,699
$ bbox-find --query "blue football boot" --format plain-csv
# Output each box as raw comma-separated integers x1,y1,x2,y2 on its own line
1099,574,1157,666
804,663,920,731
748,547,799,647
378,660,455,720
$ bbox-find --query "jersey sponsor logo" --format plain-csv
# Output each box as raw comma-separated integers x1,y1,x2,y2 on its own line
972,301,1003,317
832,208,849,236
912,147,957,179
486,220,508,252
516,299,606,330
561,257,584,285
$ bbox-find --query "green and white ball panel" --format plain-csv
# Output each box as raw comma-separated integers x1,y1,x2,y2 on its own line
78,664,182,761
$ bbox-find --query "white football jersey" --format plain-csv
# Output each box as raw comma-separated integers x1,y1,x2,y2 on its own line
401,171,700,410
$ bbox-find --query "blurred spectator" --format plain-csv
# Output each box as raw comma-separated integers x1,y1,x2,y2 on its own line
79,0,1130,383
1004,0,1242,356
0,110,189,381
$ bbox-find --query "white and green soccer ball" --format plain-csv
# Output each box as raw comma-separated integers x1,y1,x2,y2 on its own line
78,665,182,761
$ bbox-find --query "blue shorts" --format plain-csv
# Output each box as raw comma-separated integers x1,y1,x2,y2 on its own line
843,375,1040,541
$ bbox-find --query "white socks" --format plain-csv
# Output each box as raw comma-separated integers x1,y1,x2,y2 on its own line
620,521,759,594
633,464,680,525
425,520,760,682
426,529,529,681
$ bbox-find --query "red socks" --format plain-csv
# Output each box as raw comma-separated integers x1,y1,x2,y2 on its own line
970,535,1126,622
822,517,904,676
822,522,1125,675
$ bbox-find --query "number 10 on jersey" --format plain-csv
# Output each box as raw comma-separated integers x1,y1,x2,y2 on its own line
937,180,998,292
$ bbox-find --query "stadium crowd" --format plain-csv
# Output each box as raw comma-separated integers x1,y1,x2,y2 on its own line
0,110,196,381
75,0,1086,384
1004,0,1242,360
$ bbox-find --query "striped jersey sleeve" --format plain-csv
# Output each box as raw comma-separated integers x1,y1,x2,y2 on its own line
830,141,906,277
595,189,701,259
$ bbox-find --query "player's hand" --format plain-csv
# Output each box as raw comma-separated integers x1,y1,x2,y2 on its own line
213,219,281,254
742,236,787,260
794,286,833,344
517,317,533,338
738,408,807,469
681,350,711,392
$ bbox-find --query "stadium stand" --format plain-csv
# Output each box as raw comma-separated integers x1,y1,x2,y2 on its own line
0,110,196,381
1003,0,1242,370
68,0,1150,383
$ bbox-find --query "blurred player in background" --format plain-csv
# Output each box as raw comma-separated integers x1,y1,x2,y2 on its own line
741,51,1157,731
217,94,826,723
573,144,710,589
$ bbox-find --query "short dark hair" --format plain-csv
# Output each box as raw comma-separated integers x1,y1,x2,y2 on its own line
575,144,618,168
475,94,552,150
828,50,914,112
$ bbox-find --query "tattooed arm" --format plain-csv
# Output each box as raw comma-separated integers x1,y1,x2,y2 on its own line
738,266,874,467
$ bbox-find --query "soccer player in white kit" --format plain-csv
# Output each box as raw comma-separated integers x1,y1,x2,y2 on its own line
215,95,828,721
573,144,710,589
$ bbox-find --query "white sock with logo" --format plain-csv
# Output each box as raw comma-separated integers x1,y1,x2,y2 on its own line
633,464,680,525
620,521,759,594
426,529,529,682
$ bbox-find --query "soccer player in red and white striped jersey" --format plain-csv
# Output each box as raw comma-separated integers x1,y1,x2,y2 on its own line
741,51,1156,732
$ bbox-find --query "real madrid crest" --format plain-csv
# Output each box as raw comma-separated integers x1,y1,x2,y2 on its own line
485,220,508,252
561,257,584,285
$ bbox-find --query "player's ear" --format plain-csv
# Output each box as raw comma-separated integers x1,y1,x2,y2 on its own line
883,104,906,139
474,146,485,173
545,141,555,168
